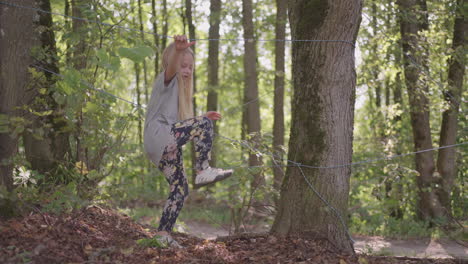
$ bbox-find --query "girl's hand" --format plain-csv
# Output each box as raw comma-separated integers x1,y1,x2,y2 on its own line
174,35,195,52
205,111,221,121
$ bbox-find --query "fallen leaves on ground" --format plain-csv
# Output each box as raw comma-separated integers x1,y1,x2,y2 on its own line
0,206,465,263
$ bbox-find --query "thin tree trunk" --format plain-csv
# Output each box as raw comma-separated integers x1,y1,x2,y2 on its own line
397,0,444,220
184,0,199,185
72,0,88,163
65,0,71,63
181,0,187,34
207,0,221,168
371,2,381,109
135,64,143,147
162,0,168,50
272,0,287,193
242,0,264,190
387,2,404,218
436,0,466,214
138,0,149,104
272,0,362,254
151,0,160,77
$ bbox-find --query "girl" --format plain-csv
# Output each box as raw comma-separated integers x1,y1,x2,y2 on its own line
144,35,232,246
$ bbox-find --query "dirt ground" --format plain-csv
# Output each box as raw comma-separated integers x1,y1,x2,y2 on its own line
184,221,468,259
1,206,466,263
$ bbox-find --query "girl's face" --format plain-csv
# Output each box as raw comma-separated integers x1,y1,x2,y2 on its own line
179,53,194,81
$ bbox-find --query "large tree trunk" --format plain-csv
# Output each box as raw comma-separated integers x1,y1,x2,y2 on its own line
0,0,37,191
436,0,466,214
23,0,72,180
242,0,264,189
271,0,361,254
207,0,221,168
272,0,287,194
397,0,444,220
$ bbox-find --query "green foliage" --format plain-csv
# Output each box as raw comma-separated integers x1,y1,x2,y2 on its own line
41,183,89,214
0,187,20,219
0,114,9,133
118,46,153,63
136,237,167,248
95,48,121,72
57,68,83,95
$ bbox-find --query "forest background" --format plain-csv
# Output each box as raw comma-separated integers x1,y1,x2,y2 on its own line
0,0,466,247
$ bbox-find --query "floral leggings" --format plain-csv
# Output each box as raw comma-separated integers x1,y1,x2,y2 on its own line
157,116,213,232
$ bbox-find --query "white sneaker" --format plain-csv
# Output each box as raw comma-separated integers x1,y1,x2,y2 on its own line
194,167,233,188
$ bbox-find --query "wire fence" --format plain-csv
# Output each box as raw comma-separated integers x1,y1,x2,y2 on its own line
5,0,466,246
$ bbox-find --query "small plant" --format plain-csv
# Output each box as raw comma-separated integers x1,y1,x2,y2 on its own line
136,236,168,248
42,182,89,214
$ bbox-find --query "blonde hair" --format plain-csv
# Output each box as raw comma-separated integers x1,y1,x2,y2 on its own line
162,43,194,120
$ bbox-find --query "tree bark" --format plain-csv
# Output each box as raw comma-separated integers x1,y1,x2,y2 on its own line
184,0,199,184
271,0,362,254
22,0,72,179
397,0,444,220
272,0,287,193
138,0,149,104
242,0,264,189
161,0,168,51
135,64,143,147
0,0,37,191
151,0,160,77
370,2,381,109
65,0,71,63
436,0,466,214
207,0,221,168
71,0,88,163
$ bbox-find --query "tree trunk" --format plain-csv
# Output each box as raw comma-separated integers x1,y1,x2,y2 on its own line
72,0,88,163
23,0,72,180
0,0,38,191
397,0,444,220
161,0,168,51
383,1,403,219
242,0,263,189
271,0,362,254
151,0,160,77
135,63,143,146
138,0,149,104
183,0,199,185
370,2,381,109
207,0,221,168
71,0,88,71
272,0,287,193
436,0,466,214
65,0,71,63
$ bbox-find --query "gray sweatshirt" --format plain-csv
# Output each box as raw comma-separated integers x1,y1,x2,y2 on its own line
144,72,179,166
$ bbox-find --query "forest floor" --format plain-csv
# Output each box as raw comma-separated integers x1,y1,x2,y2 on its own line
184,220,468,259
1,205,467,263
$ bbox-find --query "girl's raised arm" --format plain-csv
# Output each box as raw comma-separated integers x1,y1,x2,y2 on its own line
165,35,195,82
